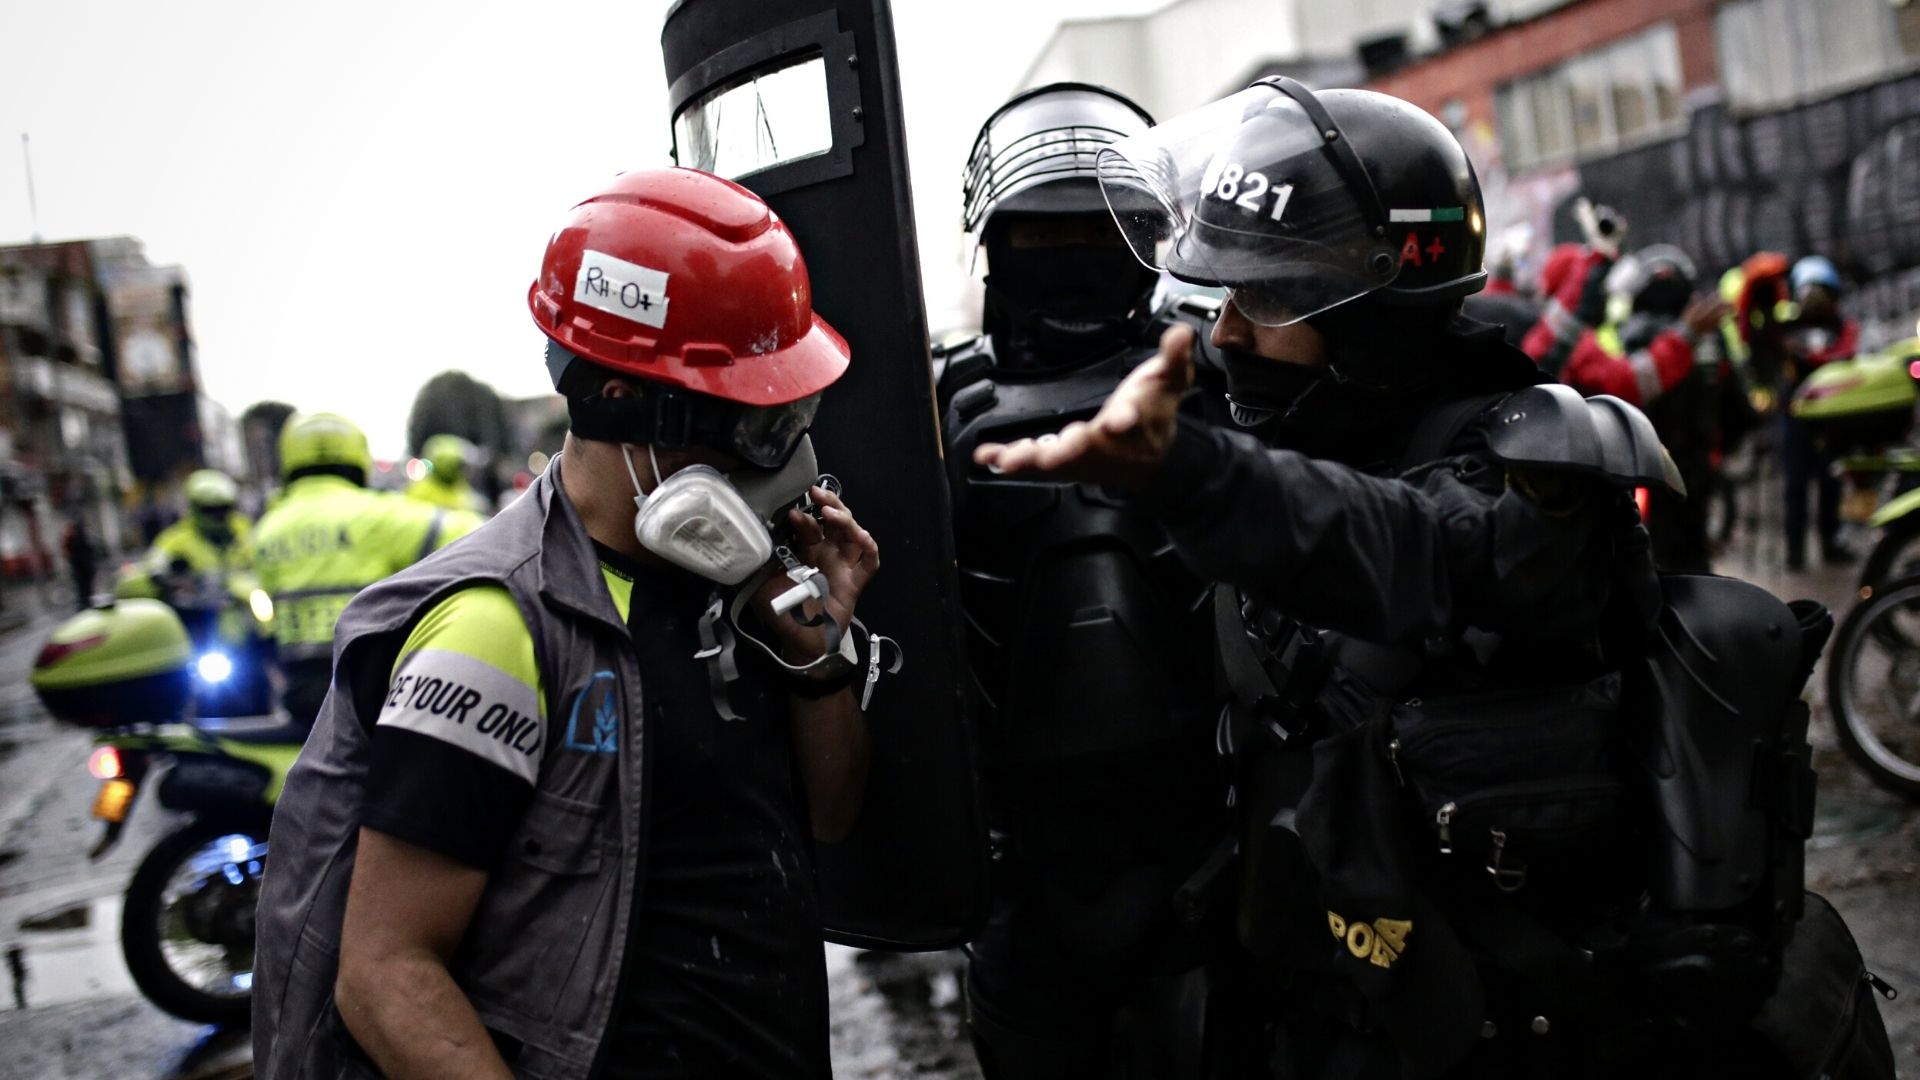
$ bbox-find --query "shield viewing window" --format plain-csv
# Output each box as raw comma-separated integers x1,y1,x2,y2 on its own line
673,52,834,181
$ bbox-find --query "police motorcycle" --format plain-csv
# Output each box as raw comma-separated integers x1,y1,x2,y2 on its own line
113,554,278,719
1790,337,1920,589
1085,75,1896,1076
1828,563,1920,802
29,597,302,1025
1797,338,1920,800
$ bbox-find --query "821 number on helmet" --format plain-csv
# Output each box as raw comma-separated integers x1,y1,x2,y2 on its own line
1202,158,1294,221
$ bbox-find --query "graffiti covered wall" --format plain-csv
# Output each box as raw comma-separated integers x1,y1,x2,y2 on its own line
1519,72,1920,346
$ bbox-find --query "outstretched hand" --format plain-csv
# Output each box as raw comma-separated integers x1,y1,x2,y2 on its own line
973,323,1197,490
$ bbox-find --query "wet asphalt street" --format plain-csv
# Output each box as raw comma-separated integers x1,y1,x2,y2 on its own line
0,581,980,1080
0,501,1915,1077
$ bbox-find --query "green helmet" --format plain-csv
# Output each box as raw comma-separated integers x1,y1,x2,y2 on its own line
183,469,238,510
280,412,374,482
421,433,473,480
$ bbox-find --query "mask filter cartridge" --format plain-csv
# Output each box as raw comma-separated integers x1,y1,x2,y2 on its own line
623,446,774,585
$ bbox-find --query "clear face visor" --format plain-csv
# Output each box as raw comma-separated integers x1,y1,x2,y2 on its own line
1097,84,1399,326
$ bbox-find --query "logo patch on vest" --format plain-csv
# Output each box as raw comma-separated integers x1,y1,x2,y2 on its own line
1328,910,1412,970
378,648,543,783
563,671,619,755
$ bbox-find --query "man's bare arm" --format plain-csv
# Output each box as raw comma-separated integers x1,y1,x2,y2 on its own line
788,688,870,842
335,828,512,1080
755,486,880,843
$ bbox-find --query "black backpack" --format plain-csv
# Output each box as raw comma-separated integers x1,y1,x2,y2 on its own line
1363,397,1890,1072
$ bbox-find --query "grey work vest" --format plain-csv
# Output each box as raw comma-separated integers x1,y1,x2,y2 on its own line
253,458,646,1079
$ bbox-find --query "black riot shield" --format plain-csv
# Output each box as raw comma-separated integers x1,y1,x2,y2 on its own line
661,0,988,950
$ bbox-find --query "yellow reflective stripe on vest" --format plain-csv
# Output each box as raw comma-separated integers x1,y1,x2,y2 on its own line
1595,321,1624,358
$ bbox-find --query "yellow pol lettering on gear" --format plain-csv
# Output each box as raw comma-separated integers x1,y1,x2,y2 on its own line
1327,910,1413,970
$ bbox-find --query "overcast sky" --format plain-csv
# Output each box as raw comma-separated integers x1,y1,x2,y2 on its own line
0,0,1163,457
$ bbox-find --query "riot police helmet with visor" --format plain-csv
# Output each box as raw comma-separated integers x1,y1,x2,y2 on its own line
1097,78,1488,327
962,82,1156,238
963,83,1161,371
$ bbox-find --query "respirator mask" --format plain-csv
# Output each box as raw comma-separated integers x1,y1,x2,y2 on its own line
621,435,822,588
618,434,900,716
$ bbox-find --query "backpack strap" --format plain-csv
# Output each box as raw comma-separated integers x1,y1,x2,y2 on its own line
1399,392,1510,473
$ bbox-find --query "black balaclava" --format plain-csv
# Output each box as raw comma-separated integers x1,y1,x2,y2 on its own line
982,215,1159,372
1222,296,1540,466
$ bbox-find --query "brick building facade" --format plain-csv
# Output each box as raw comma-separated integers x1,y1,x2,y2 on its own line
1362,0,1920,347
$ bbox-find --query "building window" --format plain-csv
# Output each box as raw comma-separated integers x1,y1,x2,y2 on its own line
1716,0,1917,112
1494,23,1684,170
1901,0,1920,61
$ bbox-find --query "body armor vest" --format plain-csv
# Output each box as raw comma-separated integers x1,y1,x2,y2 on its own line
935,307,1228,867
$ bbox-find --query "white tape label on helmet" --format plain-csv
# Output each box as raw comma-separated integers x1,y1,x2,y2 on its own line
575,249,671,330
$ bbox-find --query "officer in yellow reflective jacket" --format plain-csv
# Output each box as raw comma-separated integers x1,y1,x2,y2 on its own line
147,469,253,576
254,413,480,725
405,433,486,514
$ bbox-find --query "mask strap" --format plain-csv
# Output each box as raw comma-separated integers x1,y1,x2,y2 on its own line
620,444,646,503
696,564,850,722
622,444,674,512
695,588,747,722
857,623,904,710
726,579,847,671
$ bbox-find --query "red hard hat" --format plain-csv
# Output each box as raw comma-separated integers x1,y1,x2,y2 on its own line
528,168,848,407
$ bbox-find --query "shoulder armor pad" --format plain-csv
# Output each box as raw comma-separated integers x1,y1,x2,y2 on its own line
1486,383,1687,497
932,334,994,408
931,333,989,363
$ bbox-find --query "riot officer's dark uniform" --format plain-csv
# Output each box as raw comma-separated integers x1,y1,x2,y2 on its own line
939,83,1233,1078
980,79,1890,1078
